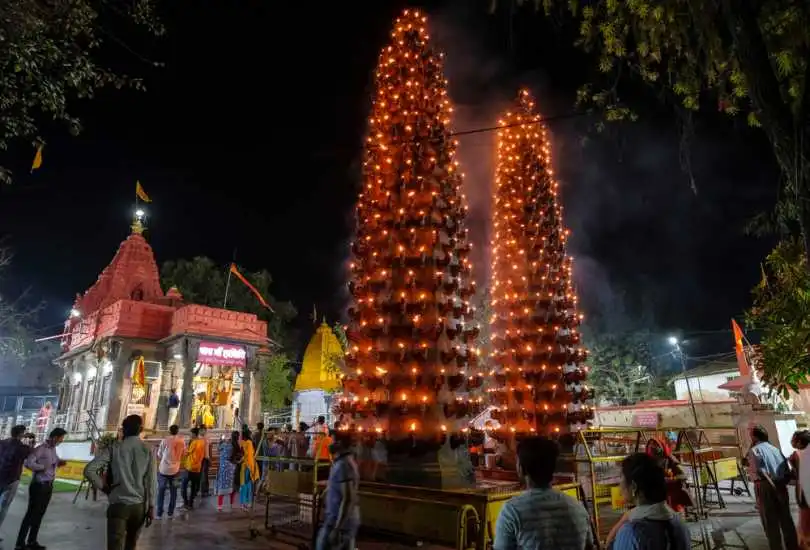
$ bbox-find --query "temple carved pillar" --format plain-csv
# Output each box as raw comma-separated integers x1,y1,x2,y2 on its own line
178,338,199,429
155,345,180,431
106,341,131,431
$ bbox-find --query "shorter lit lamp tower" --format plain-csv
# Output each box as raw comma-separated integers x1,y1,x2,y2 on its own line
669,336,700,428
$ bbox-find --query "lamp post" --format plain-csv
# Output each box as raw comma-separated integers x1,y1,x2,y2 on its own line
669,336,700,428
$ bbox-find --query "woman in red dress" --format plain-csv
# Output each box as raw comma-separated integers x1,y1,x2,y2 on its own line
645,437,693,512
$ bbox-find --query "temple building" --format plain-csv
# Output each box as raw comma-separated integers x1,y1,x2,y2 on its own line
292,322,342,428
54,217,271,458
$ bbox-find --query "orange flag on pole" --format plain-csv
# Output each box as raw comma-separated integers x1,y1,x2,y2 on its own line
731,319,750,376
31,145,43,172
230,263,275,312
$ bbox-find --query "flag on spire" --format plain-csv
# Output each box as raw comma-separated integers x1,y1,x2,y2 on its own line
731,319,751,376
135,181,152,203
230,264,274,312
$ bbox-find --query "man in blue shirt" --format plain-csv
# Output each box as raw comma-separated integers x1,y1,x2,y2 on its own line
746,425,798,550
317,435,359,550
15,427,67,550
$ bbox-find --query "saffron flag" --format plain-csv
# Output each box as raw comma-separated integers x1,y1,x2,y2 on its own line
230,263,275,312
135,181,152,203
731,319,750,376
31,145,43,172
131,356,146,402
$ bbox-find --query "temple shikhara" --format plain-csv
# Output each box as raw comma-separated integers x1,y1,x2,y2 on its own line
54,216,270,457
292,321,342,427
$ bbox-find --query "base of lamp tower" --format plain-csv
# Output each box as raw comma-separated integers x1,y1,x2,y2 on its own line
382,443,475,490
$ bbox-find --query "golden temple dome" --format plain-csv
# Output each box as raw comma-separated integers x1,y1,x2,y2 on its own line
294,321,342,392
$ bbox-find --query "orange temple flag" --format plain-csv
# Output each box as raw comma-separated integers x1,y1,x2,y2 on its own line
31,145,43,172
229,263,274,312
135,181,152,203
131,356,146,401
731,319,751,376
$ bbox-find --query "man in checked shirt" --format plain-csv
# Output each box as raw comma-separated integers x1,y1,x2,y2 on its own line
14,428,67,550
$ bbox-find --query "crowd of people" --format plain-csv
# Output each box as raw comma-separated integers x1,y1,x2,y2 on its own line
6,418,810,550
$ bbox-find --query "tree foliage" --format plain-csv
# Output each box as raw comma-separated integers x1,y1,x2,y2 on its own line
0,248,59,386
160,257,297,349
322,322,348,381
0,0,163,182
747,238,810,398
260,352,294,411
586,330,674,405
509,0,810,244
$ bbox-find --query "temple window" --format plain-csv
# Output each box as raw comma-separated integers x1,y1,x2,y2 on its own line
131,286,144,301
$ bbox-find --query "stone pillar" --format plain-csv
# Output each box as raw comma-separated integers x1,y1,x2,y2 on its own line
240,347,258,427
178,338,199,429
106,343,132,431
155,363,176,432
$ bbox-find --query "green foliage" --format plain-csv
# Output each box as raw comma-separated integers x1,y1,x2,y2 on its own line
747,238,810,398
260,353,294,411
323,322,348,381
160,257,297,349
585,330,673,405
0,247,59,386
0,0,163,182
505,0,810,235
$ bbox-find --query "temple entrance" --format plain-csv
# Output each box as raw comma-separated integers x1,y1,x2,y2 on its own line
190,364,243,429
189,342,248,430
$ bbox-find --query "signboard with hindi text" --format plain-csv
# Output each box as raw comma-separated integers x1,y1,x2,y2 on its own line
197,342,247,367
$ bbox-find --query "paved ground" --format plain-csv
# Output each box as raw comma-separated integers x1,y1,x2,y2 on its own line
0,482,789,549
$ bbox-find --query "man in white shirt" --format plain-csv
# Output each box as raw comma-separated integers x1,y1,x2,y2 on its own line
156,425,185,519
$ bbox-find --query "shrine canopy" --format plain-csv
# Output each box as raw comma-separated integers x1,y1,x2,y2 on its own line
295,322,342,393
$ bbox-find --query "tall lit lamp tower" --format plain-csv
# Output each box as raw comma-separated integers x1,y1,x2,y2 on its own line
338,9,483,488
488,90,593,439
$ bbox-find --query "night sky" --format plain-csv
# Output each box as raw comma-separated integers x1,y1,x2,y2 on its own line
0,1,778,358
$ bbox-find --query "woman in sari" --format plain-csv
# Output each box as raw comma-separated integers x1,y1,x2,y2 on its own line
238,428,260,510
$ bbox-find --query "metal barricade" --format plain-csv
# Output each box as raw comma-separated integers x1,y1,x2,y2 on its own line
254,455,331,548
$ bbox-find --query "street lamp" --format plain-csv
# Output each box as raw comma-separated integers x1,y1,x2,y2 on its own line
669,336,700,428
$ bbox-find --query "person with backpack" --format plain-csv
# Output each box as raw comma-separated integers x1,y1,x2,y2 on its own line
214,431,241,511
84,415,155,550
611,452,690,550
746,425,799,550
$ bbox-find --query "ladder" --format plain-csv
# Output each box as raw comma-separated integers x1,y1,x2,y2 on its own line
72,410,102,504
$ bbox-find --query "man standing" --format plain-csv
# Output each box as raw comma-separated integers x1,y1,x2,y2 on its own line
167,389,180,428
307,416,329,458
85,414,155,550
494,437,594,550
746,425,799,550
155,424,185,519
0,426,33,536
317,435,360,550
15,427,67,550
